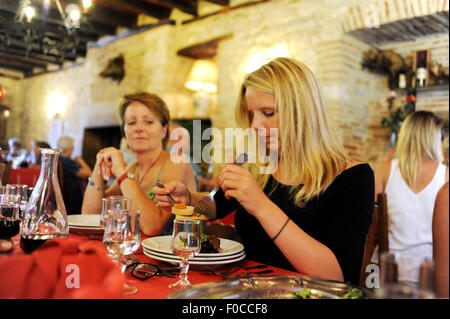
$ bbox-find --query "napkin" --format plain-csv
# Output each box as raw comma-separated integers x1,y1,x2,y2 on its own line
0,238,125,299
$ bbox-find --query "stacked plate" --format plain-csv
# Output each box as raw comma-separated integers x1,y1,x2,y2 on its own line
68,214,104,234
142,235,245,267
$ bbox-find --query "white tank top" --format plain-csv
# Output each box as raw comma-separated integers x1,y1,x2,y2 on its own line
385,159,446,284
386,159,446,250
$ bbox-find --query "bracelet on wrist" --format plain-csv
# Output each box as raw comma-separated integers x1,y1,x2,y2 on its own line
271,217,290,241
88,176,105,191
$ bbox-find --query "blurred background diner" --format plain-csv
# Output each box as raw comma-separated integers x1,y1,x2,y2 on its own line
0,0,448,298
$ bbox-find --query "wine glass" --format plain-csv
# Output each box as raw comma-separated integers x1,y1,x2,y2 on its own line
103,206,141,295
100,196,131,228
0,197,20,248
169,218,201,289
7,184,28,218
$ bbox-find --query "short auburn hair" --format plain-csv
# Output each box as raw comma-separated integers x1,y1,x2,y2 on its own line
118,92,170,148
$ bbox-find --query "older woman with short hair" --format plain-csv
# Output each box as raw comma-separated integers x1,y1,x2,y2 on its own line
82,92,196,236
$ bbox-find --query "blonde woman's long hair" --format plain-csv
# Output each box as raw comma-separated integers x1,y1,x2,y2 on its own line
236,57,349,206
396,111,444,189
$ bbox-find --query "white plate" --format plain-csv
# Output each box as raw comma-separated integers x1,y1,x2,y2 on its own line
142,236,244,257
68,214,101,229
144,249,246,266
143,247,245,262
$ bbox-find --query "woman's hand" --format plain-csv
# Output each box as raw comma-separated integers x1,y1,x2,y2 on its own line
219,164,270,217
153,181,190,210
0,240,12,253
96,147,127,180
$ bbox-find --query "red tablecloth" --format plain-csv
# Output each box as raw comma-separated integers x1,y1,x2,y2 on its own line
1,232,300,299
8,168,40,186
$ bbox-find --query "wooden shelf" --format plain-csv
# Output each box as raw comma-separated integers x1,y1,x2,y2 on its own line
416,84,449,93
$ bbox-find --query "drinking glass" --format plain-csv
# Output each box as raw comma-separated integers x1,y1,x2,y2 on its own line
0,199,20,245
6,184,28,218
376,251,435,299
100,196,131,228
169,219,201,289
103,206,141,295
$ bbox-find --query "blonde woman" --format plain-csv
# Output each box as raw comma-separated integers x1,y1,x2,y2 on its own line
154,58,375,285
375,111,448,284
82,93,196,236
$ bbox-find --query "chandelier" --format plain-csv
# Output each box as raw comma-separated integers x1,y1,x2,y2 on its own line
0,0,94,63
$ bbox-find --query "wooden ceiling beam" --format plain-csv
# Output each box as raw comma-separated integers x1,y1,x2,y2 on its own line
141,0,198,16
27,0,137,28
94,0,172,19
0,61,32,74
0,47,64,65
204,0,230,6
0,51,48,68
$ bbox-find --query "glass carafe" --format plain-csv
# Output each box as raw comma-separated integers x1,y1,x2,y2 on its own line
20,148,68,253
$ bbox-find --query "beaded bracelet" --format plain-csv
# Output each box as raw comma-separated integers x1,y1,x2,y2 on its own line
271,217,290,241
88,176,105,191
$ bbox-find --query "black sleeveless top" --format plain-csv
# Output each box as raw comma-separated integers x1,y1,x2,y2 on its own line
214,164,375,285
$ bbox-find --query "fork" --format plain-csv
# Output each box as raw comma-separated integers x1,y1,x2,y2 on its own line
228,269,275,279
194,152,248,215
208,265,268,278
155,182,176,204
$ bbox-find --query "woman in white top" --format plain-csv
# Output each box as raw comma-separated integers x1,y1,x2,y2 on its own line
375,111,448,284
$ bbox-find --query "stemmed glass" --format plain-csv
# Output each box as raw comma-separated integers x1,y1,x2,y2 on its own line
100,196,131,228
169,218,201,289
6,184,28,218
0,195,20,247
103,203,141,295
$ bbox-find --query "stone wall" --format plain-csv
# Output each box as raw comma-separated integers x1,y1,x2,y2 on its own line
0,0,448,170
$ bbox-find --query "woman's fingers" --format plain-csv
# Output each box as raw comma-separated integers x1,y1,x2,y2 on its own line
220,179,241,193
224,189,239,201
154,195,173,209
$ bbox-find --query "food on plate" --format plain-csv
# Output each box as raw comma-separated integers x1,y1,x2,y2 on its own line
200,234,221,253
292,289,312,299
171,204,209,220
171,204,194,216
340,289,362,299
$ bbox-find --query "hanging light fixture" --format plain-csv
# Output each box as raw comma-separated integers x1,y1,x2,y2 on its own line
82,0,92,12
24,5,35,23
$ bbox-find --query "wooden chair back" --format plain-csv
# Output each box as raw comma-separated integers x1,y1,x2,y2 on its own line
360,193,389,287
0,161,12,185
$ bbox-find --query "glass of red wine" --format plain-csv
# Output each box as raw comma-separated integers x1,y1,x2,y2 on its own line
0,197,20,248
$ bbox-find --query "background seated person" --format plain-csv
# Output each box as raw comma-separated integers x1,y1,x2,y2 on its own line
6,137,28,168
81,92,196,236
57,136,92,214
375,111,448,285
26,140,51,168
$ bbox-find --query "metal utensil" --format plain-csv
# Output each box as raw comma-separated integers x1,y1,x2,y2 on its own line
210,265,268,278
155,182,177,204
228,269,275,279
194,152,248,215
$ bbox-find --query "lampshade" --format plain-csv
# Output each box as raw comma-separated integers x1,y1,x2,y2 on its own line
185,60,218,93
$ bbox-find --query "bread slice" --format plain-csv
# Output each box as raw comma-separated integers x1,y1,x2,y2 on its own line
171,204,209,221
